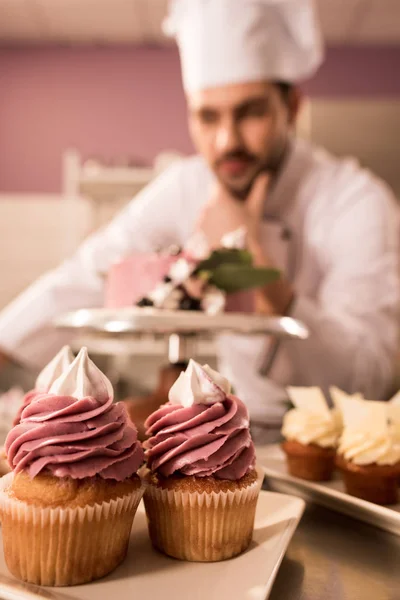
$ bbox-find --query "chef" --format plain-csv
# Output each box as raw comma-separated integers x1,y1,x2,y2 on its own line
0,0,399,443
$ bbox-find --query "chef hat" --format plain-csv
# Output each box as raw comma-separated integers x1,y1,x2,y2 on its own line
164,0,324,92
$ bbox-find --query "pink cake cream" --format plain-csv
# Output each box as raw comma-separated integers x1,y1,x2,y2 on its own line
144,359,256,479
6,347,144,480
105,253,176,309
104,229,249,314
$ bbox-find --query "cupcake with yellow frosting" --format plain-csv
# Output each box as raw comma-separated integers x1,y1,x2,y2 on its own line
0,348,145,586
336,398,400,505
281,387,341,481
143,359,262,562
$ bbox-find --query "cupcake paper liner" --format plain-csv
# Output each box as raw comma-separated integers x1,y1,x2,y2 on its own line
143,468,263,562
335,456,400,505
0,473,144,586
282,441,336,482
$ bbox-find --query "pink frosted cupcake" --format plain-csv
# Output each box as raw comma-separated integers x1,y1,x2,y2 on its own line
13,345,74,426
0,348,145,586
143,360,262,562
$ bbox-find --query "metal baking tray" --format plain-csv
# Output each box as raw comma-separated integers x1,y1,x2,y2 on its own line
258,444,400,536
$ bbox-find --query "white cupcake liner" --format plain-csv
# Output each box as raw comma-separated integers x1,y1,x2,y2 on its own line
0,473,144,586
143,467,263,562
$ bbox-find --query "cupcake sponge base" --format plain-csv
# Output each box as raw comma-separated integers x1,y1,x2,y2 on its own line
0,473,144,586
144,469,262,562
282,440,336,482
336,455,400,505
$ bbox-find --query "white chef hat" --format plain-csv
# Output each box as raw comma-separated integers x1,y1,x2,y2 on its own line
164,0,324,93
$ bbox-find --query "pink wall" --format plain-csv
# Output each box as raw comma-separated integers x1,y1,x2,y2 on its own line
0,45,399,193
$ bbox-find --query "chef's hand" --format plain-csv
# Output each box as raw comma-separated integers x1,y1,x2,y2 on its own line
196,172,294,315
196,173,269,250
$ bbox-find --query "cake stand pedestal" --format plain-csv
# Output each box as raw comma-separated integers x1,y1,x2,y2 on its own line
54,307,309,438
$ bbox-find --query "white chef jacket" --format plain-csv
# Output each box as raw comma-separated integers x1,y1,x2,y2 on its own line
1,138,399,431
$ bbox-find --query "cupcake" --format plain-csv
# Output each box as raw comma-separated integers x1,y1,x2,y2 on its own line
336,398,400,505
12,345,74,426
281,387,341,481
0,347,145,586
143,359,261,562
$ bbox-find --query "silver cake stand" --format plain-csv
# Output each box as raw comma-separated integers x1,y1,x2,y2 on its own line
54,307,309,363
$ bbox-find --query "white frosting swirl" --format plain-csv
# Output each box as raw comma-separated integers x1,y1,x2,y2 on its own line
282,410,340,447
49,347,113,402
36,346,74,392
282,387,341,448
169,359,231,407
339,431,400,466
338,399,400,466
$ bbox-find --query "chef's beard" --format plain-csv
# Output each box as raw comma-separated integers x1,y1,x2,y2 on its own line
215,137,289,202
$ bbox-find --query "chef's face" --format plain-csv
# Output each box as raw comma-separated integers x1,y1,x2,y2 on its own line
187,81,300,199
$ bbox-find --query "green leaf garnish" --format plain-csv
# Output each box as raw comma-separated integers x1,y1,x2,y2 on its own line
196,248,252,272
209,264,280,293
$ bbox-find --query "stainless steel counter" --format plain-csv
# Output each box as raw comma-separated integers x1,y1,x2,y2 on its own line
266,482,400,600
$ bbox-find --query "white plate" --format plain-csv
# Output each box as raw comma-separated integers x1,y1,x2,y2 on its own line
54,307,309,340
258,444,400,536
0,491,304,600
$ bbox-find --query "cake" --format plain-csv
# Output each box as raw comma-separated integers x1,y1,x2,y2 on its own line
281,387,341,481
13,345,74,426
336,398,400,505
0,347,145,586
105,228,279,314
142,359,262,562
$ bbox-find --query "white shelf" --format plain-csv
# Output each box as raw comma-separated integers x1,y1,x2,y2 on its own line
79,165,153,187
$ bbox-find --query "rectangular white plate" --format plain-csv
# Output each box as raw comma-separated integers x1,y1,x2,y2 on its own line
0,490,304,600
258,444,400,536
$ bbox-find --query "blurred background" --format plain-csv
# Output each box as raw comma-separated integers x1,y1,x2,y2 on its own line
0,0,399,404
